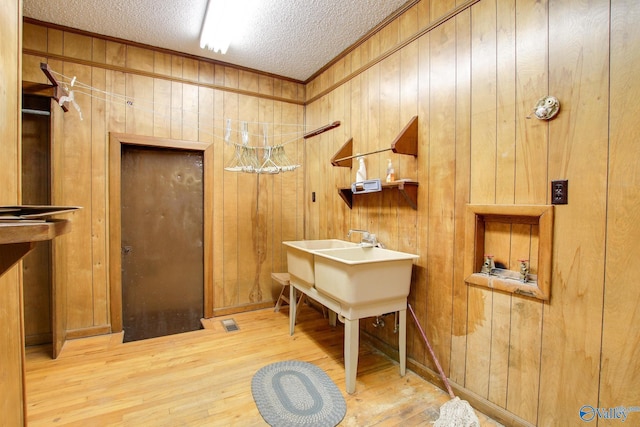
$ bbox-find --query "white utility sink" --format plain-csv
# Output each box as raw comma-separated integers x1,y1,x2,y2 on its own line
283,239,357,288
282,239,419,394
313,246,419,316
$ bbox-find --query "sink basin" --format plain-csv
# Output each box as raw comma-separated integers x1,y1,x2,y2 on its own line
313,246,419,309
284,239,358,251
284,242,419,394
283,239,358,288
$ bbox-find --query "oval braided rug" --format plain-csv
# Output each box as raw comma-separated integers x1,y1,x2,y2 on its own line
251,360,346,426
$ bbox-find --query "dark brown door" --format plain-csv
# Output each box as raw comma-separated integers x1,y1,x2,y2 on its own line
121,145,204,342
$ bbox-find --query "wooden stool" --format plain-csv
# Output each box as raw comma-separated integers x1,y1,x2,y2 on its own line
272,273,305,317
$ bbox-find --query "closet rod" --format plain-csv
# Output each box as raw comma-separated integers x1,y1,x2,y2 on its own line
22,109,51,116
333,147,393,163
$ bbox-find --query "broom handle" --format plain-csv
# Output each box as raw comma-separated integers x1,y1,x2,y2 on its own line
407,303,456,399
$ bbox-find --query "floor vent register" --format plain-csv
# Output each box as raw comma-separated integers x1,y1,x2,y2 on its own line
221,318,239,332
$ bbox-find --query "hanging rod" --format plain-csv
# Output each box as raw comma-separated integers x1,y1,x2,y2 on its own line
22,109,51,116
332,147,393,163
303,121,341,139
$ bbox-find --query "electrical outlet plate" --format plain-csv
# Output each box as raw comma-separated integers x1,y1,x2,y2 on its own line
551,180,568,205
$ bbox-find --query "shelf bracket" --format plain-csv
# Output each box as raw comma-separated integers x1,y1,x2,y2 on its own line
331,138,353,167
391,116,418,156
40,63,69,112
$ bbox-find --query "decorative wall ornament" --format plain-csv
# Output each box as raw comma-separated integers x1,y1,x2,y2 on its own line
528,95,560,120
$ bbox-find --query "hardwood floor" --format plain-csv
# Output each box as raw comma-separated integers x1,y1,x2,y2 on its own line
25,307,503,426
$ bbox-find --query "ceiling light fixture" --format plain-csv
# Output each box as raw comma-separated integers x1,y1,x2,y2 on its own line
199,0,247,54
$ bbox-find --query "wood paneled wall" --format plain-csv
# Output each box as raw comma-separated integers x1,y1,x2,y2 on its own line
22,21,305,337
18,1,640,425
305,0,640,425
1,1,25,425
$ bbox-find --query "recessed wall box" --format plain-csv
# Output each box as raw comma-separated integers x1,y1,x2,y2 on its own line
351,179,382,194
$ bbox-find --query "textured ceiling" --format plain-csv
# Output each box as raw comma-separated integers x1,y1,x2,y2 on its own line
23,0,409,82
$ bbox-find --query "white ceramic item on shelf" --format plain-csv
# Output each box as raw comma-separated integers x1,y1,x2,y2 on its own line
356,155,367,182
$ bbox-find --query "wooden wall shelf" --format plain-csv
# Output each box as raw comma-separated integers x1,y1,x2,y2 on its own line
331,138,354,167
333,116,419,209
331,116,418,167
0,220,71,277
463,204,554,300
338,180,419,210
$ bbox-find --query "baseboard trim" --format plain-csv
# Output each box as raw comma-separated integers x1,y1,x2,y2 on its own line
66,325,112,340
212,301,275,317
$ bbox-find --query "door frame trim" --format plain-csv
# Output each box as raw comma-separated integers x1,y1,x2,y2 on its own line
108,133,214,332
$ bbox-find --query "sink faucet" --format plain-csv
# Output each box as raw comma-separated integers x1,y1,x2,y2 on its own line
347,228,368,238
347,229,381,247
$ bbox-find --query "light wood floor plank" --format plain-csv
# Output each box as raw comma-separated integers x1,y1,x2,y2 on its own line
26,307,503,426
